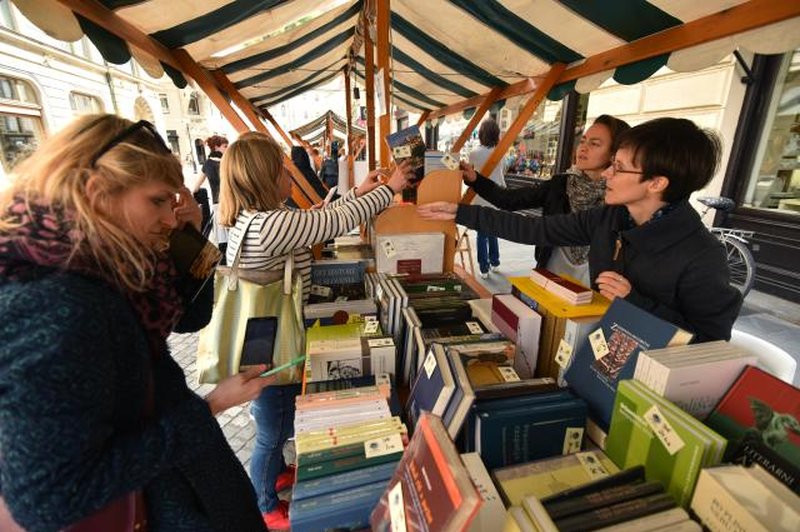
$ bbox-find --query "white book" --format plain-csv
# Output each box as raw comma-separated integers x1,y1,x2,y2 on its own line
491,294,542,379
375,232,445,275
634,340,729,385
461,452,507,532
594,507,690,531
506,506,536,532
558,315,601,386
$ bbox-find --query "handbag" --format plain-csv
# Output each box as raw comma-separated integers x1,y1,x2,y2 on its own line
197,212,305,385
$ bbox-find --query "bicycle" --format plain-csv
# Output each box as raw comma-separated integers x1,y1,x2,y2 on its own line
697,196,756,296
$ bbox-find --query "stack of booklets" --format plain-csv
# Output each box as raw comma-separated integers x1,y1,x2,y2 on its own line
290,383,407,532
491,293,542,378
691,464,800,531
633,341,757,419
704,365,800,493
508,276,609,380
530,268,593,305
605,380,726,507
505,466,696,531
305,321,396,382
370,413,482,531
320,234,375,265
564,297,693,432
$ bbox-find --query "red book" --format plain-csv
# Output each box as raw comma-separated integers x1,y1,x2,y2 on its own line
705,366,800,493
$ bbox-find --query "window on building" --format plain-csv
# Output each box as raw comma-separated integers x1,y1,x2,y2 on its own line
743,48,800,215
0,75,43,173
187,93,200,115
159,94,170,114
166,130,180,155
0,0,15,29
194,138,206,164
69,92,103,114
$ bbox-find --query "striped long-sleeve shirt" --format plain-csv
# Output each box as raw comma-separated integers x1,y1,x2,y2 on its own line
226,185,394,301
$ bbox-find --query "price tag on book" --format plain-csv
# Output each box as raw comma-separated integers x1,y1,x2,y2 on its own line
465,321,484,335
562,427,584,455
644,405,685,455
426,285,446,292
364,432,404,459
364,320,380,334
375,373,391,387
575,451,610,480
555,339,574,369
498,366,521,382
423,350,437,379
388,481,408,532
382,239,397,258
368,337,394,348
441,152,460,170
310,284,332,298
393,145,412,158
589,328,609,360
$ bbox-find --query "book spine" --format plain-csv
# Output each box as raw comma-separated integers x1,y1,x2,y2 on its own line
540,466,646,505
511,285,540,312
296,449,404,481
292,460,397,501
554,493,676,532
690,469,768,532
544,481,663,520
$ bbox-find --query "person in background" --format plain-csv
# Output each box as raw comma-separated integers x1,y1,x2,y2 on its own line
463,114,630,286
193,135,230,256
218,132,413,529
290,145,328,199
468,118,507,279
0,115,272,531
420,118,743,343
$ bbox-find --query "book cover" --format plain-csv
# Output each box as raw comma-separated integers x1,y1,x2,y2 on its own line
292,460,398,501
592,507,690,532
376,233,445,276
168,223,221,303
564,298,693,431
491,294,542,378
370,413,482,532
543,480,663,520
705,365,800,492
553,492,676,532
386,124,426,202
290,479,388,532
442,348,476,439
406,343,456,427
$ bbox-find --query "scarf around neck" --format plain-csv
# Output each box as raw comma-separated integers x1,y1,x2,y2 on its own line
0,197,183,358
564,167,606,265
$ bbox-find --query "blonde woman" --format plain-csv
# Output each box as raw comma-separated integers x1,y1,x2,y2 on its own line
218,132,412,529
0,115,271,531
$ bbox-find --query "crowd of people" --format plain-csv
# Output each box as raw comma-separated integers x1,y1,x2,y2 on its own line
0,110,742,530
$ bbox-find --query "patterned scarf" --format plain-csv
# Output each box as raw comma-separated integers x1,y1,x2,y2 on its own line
564,167,606,264
0,197,183,358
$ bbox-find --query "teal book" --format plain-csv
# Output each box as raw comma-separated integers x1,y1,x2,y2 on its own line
605,380,726,507
290,479,388,532
563,298,693,431
292,460,398,501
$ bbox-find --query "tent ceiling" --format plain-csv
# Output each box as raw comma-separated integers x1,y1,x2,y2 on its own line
290,110,366,139
17,1,800,116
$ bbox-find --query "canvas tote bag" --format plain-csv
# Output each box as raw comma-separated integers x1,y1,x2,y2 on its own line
197,212,304,385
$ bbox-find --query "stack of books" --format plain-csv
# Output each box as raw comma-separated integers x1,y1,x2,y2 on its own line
605,380,726,507
530,268,593,305
633,341,757,419
319,234,374,265
305,259,376,325
691,464,800,531
305,321,395,382
290,381,407,531
506,467,694,531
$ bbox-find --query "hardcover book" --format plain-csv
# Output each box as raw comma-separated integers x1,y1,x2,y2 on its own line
168,223,221,303
290,479,389,532
491,294,543,379
406,343,456,426
564,298,693,431
705,365,800,493
386,124,426,202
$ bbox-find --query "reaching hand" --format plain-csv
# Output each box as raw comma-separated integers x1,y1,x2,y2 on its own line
356,169,386,197
417,201,458,221
386,160,414,193
174,186,202,231
309,201,325,210
461,161,477,184
205,365,276,416
596,271,632,301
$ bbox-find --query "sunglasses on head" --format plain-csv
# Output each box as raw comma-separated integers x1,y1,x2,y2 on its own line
90,120,171,168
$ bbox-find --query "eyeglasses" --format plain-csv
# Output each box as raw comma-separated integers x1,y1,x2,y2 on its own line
608,159,645,176
90,120,171,168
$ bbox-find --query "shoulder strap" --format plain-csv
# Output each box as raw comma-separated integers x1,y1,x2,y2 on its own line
225,211,261,291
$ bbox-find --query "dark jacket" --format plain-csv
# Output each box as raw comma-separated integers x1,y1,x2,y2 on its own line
456,200,742,342
471,172,571,268
0,273,265,532
290,146,328,199
201,151,223,203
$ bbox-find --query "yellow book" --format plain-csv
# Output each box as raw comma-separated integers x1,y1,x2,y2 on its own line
296,423,407,455
464,360,506,386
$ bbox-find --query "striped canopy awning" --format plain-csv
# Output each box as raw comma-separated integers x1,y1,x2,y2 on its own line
290,110,366,139
16,1,800,116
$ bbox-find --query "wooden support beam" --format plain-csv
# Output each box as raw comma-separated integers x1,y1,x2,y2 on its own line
376,0,391,168
363,14,377,171
211,70,269,134
344,67,354,189
451,87,502,153
416,111,430,127
461,64,565,204
259,107,294,148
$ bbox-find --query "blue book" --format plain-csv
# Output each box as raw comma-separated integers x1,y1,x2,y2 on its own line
311,260,366,286
405,344,456,427
563,298,693,431
289,479,387,532
475,395,587,469
292,460,398,501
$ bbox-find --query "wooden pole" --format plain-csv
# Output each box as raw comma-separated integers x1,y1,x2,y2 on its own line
451,87,502,153
461,64,565,204
363,14,377,171
416,111,430,127
376,0,391,168
259,107,294,148
344,67,355,189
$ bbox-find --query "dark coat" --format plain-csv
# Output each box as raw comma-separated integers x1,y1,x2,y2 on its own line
470,172,571,268
456,200,743,342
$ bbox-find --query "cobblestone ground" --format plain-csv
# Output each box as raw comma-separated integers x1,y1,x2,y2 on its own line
167,332,256,473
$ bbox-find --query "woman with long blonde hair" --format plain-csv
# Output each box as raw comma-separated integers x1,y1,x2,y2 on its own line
0,114,271,531
219,131,412,529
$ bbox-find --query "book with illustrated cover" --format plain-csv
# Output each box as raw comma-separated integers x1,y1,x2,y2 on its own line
564,298,693,431
705,366,800,493
370,413,482,532
406,343,456,427
376,232,445,276
386,124,426,203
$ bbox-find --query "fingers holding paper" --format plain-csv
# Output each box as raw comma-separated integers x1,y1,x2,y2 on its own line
417,201,458,221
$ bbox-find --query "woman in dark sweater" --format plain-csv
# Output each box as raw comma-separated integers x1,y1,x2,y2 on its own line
465,114,629,285
0,115,272,531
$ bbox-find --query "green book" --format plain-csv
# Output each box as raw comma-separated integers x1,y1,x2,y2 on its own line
296,448,404,481
605,380,726,507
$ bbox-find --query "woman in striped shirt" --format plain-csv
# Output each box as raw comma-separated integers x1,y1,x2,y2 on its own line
218,132,411,529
